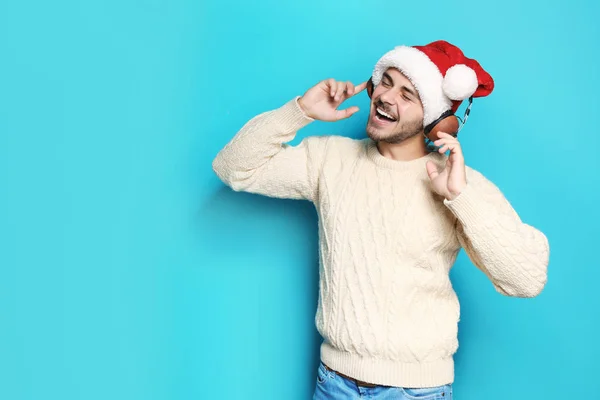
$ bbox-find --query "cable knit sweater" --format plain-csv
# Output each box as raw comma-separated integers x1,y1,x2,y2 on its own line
211,97,550,388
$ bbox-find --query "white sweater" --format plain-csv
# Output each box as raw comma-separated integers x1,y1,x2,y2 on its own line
212,97,550,388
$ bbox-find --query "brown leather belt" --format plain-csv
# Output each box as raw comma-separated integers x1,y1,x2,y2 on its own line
323,363,380,388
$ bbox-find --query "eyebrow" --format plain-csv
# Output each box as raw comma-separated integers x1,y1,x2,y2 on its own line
383,72,418,98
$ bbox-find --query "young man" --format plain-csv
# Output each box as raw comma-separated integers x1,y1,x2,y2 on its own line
212,40,549,399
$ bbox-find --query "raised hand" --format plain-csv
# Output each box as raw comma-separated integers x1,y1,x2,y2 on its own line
426,132,468,201
298,79,367,122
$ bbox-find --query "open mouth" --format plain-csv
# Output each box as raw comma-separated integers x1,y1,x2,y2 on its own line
373,106,397,124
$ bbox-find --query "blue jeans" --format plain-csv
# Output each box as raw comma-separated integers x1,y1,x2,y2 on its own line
313,361,452,400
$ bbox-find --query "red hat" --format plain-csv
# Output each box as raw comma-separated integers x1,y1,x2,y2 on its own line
371,40,494,126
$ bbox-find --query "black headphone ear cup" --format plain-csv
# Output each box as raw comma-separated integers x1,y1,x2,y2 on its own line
366,78,374,98
424,110,455,133
425,115,460,141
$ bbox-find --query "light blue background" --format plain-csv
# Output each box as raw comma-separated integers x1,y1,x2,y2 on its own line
1,0,598,399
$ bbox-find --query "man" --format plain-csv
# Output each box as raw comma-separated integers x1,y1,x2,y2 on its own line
212,40,549,399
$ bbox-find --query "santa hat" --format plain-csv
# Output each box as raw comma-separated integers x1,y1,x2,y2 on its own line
371,40,494,128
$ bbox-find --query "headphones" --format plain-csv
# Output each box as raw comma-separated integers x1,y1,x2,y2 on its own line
366,77,473,141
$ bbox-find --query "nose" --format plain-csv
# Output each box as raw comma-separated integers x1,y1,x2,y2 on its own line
378,88,396,105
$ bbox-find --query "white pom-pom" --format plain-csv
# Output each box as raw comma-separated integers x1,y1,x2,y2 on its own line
443,64,478,100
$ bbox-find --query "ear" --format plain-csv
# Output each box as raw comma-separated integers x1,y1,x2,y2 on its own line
366,78,374,98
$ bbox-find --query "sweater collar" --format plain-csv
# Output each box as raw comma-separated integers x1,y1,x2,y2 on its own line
365,139,443,171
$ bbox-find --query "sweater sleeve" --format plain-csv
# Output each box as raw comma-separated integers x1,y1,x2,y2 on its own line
443,167,550,298
211,97,330,202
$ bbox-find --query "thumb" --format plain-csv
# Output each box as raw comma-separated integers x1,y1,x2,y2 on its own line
426,160,440,181
334,106,359,120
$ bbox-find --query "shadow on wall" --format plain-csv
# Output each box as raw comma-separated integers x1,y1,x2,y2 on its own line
199,183,324,389
199,185,319,267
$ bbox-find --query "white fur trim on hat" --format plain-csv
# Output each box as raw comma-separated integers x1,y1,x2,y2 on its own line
443,64,478,100
371,46,453,126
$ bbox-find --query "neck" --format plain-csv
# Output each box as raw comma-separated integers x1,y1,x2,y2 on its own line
375,133,429,161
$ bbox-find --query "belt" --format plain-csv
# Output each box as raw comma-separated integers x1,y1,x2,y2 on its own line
323,363,380,388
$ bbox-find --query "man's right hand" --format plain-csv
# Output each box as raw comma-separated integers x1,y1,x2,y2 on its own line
298,79,367,122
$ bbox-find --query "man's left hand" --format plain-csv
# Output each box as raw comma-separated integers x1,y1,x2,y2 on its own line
426,132,467,201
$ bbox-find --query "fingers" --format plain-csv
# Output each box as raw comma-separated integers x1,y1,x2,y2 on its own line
345,81,368,98
426,161,440,180
438,143,461,154
434,132,458,142
326,79,367,102
335,106,360,120
434,133,461,151
433,132,462,155
326,78,336,97
354,81,368,94
333,81,347,102
345,81,356,97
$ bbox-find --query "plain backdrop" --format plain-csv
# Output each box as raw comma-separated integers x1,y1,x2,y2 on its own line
1,0,599,399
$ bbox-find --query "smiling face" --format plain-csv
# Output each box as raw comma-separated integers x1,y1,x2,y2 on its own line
366,68,425,144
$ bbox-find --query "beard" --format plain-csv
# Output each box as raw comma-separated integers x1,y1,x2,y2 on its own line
366,116,424,144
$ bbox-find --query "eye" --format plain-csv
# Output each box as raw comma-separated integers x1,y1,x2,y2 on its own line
382,80,391,87
403,94,411,101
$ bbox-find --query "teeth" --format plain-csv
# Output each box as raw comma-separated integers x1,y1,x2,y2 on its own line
377,108,395,120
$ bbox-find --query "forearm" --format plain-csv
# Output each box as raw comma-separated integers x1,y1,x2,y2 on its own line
212,97,331,201
445,171,549,297
212,97,313,186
